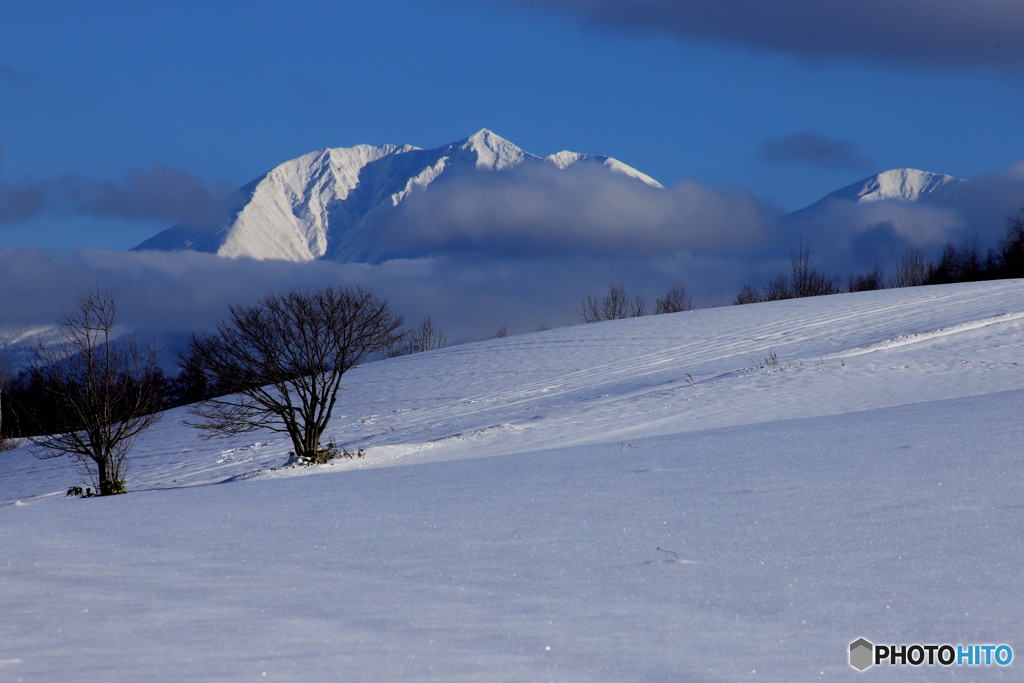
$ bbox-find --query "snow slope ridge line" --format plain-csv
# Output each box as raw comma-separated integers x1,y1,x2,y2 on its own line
7,280,1024,503
829,311,1024,359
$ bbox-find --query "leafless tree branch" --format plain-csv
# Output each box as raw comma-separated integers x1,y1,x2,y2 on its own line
183,286,404,463
27,288,163,495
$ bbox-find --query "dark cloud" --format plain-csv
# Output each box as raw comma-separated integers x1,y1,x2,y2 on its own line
759,131,870,169
513,0,1024,69
364,162,785,260
0,165,238,228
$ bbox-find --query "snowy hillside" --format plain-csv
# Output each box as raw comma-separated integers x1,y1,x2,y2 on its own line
2,280,1023,680
132,130,663,263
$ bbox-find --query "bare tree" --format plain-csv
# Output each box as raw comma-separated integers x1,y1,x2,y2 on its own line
414,316,447,352
888,245,930,288
28,289,163,495
655,283,694,314
627,292,647,319
735,239,838,304
790,238,840,297
494,325,508,339
183,286,404,464
733,284,761,305
762,274,793,301
847,267,885,292
383,316,448,358
578,292,603,323
578,283,647,323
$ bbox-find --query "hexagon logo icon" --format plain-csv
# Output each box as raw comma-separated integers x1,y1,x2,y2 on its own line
850,638,874,671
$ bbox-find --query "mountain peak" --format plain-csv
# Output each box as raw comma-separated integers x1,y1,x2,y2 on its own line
456,129,530,170
836,168,964,203
545,150,585,169
786,167,967,222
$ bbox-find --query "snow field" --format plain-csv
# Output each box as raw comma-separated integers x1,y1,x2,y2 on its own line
2,279,1023,680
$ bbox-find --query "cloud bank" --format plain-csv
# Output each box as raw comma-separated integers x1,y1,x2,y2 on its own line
3,160,1023,369
513,0,1024,69
366,162,784,260
0,247,753,358
0,164,238,228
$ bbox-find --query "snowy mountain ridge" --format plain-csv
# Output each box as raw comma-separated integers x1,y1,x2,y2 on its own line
133,125,972,264
790,168,966,223
133,130,663,262
830,168,963,203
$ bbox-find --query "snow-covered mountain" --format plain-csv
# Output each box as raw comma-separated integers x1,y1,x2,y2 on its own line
790,168,965,218
134,127,978,265
832,168,964,203
133,130,663,262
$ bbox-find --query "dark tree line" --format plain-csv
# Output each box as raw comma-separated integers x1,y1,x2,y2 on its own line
2,294,447,443
2,350,221,440
882,205,1024,288
735,205,1024,304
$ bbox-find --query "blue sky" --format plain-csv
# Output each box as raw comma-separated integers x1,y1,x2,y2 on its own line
2,0,1023,252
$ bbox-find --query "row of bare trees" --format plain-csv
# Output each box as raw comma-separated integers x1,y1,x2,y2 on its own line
577,282,693,323
5,286,408,495
734,238,841,305
382,316,448,357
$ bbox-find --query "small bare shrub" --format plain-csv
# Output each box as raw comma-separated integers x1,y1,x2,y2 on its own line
655,283,694,314
578,283,647,323
751,350,780,370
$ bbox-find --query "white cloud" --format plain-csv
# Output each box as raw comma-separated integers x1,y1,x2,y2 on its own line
365,162,784,260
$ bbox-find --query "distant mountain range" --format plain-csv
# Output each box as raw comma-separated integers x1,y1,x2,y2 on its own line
134,129,986,264
134,130,661,262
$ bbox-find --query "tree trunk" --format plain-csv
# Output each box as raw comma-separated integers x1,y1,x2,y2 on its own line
94,454,124,495
95,456,110,494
